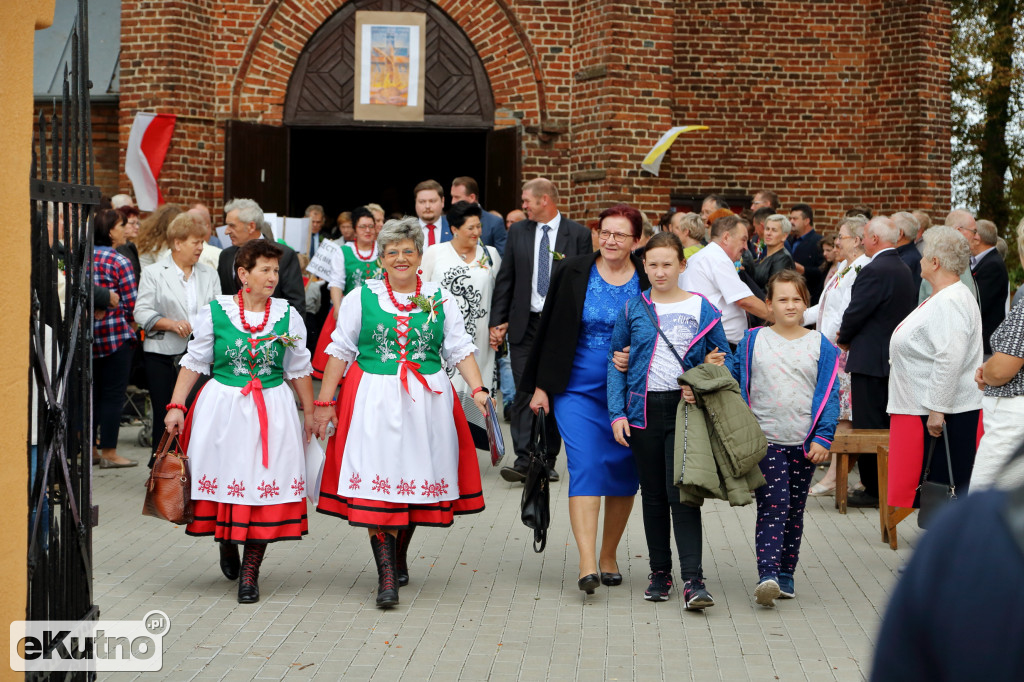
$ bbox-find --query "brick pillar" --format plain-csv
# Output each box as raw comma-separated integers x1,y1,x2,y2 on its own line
570,0,676,224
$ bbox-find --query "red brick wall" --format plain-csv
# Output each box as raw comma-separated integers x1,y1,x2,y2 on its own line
34,100,121,198
116,0,950,228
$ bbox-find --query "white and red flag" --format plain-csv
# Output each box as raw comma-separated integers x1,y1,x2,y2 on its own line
125,112,176,211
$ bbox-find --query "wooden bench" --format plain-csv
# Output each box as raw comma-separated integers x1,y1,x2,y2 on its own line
877,444,915,550
831,429,890,514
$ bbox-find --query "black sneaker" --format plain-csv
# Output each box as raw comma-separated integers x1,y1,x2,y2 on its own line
644,571,673,602
682,578,715,610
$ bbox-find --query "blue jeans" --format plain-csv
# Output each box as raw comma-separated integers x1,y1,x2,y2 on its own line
498,354,515,407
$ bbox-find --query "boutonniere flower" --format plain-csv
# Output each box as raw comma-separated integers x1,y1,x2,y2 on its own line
549,247,565,261
409,294,447,323
838,264,862,280
477,240,492,269
247,332,302,350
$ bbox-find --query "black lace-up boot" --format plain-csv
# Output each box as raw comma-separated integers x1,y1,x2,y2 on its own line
237,543,266,604
395,526,415,587
370,531,399,608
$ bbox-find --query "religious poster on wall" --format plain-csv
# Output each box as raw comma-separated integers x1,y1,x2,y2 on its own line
354,11,426,122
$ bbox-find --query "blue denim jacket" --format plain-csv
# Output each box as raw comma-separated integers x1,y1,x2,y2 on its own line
727,326,841,454
607,290,732,429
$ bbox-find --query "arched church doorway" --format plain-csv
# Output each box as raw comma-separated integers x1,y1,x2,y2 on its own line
225,0,519,222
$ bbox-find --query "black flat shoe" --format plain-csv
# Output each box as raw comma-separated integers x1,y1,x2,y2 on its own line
219,543,240,581
578,573,600,595
601,571,623,586
545,465,560,482
500,465,527,483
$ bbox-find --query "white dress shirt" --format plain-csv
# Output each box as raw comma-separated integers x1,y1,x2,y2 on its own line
870,246,896,261
809,254,872,342
171,260,199,325
678,241,753,344
419,218,442,248
530,212,562,313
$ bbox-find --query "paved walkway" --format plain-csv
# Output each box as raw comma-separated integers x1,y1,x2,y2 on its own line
95,422,918,681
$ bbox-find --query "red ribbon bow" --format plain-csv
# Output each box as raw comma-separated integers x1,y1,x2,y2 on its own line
240,377,269,468
399,360,442,401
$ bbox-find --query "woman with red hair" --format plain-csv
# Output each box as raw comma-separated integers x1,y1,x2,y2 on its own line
522,203,649,596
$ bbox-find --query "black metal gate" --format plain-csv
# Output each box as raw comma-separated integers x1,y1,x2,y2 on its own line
28,0,100,673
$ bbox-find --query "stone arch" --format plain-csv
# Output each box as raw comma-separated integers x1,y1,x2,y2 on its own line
230,0,545,127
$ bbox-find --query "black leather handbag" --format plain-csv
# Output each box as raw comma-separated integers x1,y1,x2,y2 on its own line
521,408,551,552
917,426,956,529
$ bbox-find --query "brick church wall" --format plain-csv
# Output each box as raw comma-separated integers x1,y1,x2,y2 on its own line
114,0,951,227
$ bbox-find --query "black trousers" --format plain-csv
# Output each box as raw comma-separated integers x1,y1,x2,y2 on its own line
509,312,561,468
93,342,134,449
144,351,179,454
851,373,890,496
630,391,703,579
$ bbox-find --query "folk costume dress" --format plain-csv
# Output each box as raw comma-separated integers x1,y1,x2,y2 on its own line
180,295,313,544
311,242,382,378
421,241,502,447
316,279,486,528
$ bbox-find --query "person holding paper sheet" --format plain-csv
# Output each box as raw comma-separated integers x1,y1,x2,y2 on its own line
164,239,315,605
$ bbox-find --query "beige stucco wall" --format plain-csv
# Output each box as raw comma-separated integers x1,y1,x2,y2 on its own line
0,1,55,676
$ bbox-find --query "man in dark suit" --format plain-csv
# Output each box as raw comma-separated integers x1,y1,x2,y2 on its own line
893,211,924,292
971,219,1010,356
217,198,306,316
489,178,593,482
837,216,916,507
787,203,824,303
451,176,507,256
413,180,451,249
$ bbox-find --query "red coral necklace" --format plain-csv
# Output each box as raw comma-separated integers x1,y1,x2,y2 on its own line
237,291,272,332
383,273,421,312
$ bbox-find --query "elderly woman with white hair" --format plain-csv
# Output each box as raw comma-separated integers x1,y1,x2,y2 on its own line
312,217,490,609
886,226,983,510
752,214,796,290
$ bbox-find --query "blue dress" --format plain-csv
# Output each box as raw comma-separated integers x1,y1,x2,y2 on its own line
554,264,641,496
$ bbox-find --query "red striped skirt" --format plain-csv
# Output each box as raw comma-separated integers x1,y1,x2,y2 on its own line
316,364,485,529
185,500,308,543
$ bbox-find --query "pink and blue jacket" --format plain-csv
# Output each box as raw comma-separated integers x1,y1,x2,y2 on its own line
727,326,841,454
607,290,732,429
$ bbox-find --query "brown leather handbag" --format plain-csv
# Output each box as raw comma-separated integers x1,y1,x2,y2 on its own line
142,430,194,524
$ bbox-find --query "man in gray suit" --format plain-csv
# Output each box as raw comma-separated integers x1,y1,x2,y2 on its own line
488,178,593,482
217,198,305,316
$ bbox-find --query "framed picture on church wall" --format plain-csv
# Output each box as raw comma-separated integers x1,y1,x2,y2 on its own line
353,11,427,122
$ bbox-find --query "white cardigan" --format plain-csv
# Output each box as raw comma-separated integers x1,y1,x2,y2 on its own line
804,254,872,342
134,255,221,355
887,281,984,416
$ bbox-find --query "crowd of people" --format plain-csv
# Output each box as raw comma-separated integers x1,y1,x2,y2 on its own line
88,180,1024,613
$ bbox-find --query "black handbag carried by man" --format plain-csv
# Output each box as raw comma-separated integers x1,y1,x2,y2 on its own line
521,408,551,552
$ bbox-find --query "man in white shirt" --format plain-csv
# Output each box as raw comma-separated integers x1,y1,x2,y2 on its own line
679,214,768,348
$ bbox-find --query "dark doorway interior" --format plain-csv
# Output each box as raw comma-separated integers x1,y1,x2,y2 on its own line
289,127,489,225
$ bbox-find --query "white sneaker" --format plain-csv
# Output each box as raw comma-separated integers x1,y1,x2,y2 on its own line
754,578,781,607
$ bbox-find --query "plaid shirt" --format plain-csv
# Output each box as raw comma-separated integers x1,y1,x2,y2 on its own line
92,247,137,357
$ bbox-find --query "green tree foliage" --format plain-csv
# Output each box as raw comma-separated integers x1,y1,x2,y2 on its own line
952,0,1022,287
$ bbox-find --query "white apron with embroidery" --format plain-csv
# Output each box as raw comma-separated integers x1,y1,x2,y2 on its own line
180,296,313,505
326,280,477,505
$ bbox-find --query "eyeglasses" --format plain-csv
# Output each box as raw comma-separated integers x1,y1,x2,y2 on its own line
598,230,632,244
836,234,857,241
958,226,978,235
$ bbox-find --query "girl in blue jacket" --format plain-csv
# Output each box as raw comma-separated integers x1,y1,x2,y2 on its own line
728,270,840,607
608,232,731,609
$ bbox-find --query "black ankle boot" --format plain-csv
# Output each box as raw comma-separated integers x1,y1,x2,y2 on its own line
395,526,415,587
370,531,399,608
219,543,240,580
238,543,266,604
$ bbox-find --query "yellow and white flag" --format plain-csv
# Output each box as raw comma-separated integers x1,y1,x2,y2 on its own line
641,125,709,176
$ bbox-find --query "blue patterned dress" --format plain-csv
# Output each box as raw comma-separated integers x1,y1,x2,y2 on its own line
553,264,641,496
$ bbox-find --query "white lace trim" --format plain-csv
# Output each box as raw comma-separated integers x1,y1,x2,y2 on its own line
179,354,211,375
284,367,313,380
447,344,476,368
213,295,290,332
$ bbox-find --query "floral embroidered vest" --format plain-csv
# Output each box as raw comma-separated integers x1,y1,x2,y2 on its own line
343,247,382,294
210,300,289,389
356,286,444,375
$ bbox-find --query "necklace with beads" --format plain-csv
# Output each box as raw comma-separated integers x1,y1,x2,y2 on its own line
354,244,375,261
383,273,422,312
236,290,271,332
